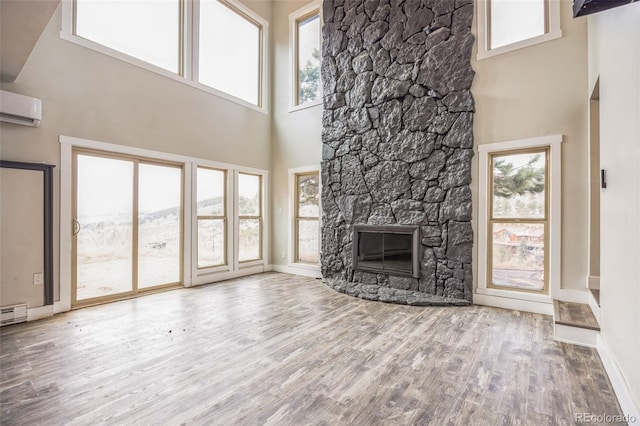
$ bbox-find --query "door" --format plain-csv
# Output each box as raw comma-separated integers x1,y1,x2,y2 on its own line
73,150,182,306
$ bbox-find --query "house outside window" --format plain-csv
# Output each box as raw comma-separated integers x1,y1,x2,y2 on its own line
476,135,562,302
489,148,548,292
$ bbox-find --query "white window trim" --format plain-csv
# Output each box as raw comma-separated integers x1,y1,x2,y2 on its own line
476,134,562,306
288,0,322,112
476,0,562,60
288,165,321,272
193,164,233,275
58,134,269,313
60,0,269,114
235,170,269,268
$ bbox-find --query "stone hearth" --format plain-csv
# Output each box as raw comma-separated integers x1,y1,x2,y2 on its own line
320,0,475,305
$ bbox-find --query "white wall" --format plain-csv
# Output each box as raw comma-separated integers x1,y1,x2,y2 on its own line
270,1,322,269
0,1,272,307
472,0,589,292
588,1,640,411
0,168,44,308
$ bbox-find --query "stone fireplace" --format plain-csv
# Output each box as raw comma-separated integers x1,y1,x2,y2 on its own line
320,0,475,306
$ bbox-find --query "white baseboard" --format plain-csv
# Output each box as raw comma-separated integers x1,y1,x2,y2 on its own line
271,264,322,279
588,290,601,325
597,335,640,421
190,265,268,286
54,299,70,314
473,293,553,315
587,275,600,290
553,323,597,347
27,305,54,321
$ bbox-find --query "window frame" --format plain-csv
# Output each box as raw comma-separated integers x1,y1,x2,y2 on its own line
476,0,562,60
293,170,320,265
195,0,264,106
487,147,549,294
289,1,322,112
477,135,562,304
195,166,228,270
58,135,270,312
61,0,269,113
236,171,264,265
288,166,321,271
71,148,185,308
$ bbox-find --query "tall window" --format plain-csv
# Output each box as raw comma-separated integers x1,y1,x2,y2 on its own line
197,167,227,268
238,173,262,263
294,171,320,264
199,0,262,105
488,148,548,292
290,2,321,108
477,0,561,59
66,0,267,108
73,151,183,306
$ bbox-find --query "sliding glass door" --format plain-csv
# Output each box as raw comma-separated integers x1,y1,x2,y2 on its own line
73,151,182,305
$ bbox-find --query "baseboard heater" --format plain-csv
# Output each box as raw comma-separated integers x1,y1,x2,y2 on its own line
1,304,28,326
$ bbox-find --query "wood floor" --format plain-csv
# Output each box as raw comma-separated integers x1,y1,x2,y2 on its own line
0,273,623,425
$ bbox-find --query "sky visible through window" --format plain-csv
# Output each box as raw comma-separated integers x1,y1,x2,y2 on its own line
199,0,260,105
297,13,321,104
490,0,545,49
75,0,180,73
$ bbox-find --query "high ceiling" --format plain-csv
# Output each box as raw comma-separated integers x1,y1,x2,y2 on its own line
0,0,60,82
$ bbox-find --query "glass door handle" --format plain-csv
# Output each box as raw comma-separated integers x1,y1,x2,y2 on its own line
72,219,81,236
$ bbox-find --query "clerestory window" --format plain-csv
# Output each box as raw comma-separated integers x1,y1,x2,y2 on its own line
477,0,562,59
289,1,322,110
63,0,267,110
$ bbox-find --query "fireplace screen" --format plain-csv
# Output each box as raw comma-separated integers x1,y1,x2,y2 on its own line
352,225,420,278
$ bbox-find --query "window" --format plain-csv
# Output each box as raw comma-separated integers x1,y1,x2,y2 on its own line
294,171,320,264
477,135,562,301
489,149,548,292
59,136,270,310
199,0,262,105
238,173,262,263
197,167,227,268
75,0,181,73
290,2,321,109
63,0,268,110
477,0,561,59
73,150,183,306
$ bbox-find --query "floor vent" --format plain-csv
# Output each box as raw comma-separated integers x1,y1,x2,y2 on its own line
1,304,28,326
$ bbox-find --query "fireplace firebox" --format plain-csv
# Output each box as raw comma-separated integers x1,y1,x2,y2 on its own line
352,225,420,278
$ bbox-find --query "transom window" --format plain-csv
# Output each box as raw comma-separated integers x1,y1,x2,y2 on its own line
64,0,267,109
477,0,561,59
198,0,262,105
75,0,181,73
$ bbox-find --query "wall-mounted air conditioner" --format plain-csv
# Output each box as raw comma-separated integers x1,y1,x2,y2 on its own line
0,90,42,127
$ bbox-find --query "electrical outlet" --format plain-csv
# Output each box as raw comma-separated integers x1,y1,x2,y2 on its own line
281,251,286,259
33,273,44,285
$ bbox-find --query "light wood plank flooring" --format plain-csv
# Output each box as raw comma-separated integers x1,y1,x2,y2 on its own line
0,273,623,425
